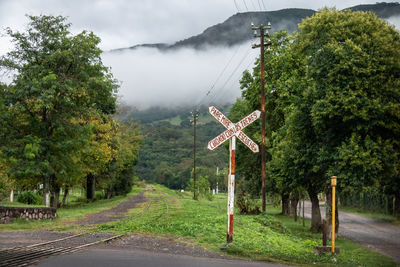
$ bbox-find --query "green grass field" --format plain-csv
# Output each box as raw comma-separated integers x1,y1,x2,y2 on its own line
0,186,144,232
0,184,396,266
96,184,396,267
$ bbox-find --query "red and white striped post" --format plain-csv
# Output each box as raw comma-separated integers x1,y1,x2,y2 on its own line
227,136,236,243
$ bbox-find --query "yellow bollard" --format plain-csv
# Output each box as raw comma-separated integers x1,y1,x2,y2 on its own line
331,176,337,254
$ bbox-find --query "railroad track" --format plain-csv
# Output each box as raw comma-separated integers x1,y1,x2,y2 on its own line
0,233,123,267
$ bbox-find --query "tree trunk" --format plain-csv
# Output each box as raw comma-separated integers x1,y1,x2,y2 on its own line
281,192,290,215
86,173,95,201
50,175,60,209
298,200,302,224
290,198,299,221
395,192,400,220
308,188,322,232
43,177,50,207
59,186,69,208
325,188,339,238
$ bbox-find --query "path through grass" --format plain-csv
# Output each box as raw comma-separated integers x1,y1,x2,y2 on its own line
97,185,396,266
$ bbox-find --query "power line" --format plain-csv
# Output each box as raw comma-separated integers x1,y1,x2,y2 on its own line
261,0,267,10
257,0,262,11
233,0,240,12
211,51,255,105
207,47,251,104
207,44,254,105
250,0,257,11
194,44,243,109
242,0,249,11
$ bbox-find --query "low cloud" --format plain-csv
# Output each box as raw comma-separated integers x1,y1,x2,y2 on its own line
102,44,258,109
387,16,400,30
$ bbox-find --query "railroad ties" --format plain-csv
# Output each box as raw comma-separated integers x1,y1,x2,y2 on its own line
0,233,123,267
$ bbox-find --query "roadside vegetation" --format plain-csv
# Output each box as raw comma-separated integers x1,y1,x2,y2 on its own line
96,185,396,267
0,15,141,208
0,185,144,231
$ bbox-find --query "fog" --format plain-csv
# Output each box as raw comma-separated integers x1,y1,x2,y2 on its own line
388,15,400,30
102,44,258,109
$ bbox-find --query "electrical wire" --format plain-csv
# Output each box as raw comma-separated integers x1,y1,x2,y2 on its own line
250,0,257,11
257,0,262,11
261,0,267,10
210,51,255,105
242,0,249,11
194,44,243,110
203,46,251,106
206,43,254,105
233,0,240,12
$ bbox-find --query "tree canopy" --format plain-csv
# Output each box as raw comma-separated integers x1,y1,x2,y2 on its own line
232,8,400,228
0,15,140,207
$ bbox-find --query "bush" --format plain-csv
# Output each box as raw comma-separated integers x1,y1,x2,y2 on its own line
17,191,42,205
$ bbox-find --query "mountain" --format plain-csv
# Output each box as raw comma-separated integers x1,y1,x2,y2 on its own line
112,2,400,52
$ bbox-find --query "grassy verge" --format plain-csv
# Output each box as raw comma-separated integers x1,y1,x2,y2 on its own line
339,206,400,225
97,184,396,266
0,186,144,232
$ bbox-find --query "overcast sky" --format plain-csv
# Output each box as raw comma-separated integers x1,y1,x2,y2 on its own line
0,0,394,54
0,0,398,109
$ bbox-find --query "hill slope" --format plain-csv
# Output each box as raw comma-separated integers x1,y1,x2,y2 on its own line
113,2,400,51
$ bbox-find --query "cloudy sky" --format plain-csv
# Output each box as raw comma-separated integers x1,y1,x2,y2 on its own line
0,0,398,109
0,0,393,53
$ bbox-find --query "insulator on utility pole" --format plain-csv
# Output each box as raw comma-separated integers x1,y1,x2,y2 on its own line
251,22,272,213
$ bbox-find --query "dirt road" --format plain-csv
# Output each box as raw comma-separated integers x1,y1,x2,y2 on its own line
303,201,400,263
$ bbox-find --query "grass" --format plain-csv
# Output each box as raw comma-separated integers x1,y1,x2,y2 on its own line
339,206,400,225
0,186,145,232
96,184,396,266
1,201,45,208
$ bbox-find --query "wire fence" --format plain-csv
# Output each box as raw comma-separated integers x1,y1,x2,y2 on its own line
339,191,396,215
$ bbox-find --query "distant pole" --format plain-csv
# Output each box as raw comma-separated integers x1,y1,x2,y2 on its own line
192,110,199,200
216,167,219,194
252,22,272,212
331,176,337,254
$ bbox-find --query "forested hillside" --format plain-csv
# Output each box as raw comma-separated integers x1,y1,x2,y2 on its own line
127,106,229,192
114,2,400,51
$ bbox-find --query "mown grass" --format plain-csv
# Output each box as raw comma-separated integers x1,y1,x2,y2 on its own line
97,184,396,266
0,186,144,232
339,206,400,225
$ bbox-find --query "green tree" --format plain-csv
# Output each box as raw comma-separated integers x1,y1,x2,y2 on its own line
233,8,400,229
99,121,141,198
0,15,118,207
295,9,400,219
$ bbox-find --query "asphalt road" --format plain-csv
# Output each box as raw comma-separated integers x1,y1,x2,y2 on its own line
303,201,400,263
35,247,289,267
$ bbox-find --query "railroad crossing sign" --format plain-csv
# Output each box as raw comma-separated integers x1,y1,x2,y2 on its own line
207,106,260,153
207,106,260,243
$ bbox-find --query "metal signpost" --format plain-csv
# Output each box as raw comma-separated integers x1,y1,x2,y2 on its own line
331,176,337,254
207,106,260,243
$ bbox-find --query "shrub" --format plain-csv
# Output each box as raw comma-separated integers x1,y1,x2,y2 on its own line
17,191,42,205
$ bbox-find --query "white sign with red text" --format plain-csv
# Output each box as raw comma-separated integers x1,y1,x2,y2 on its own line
207,106,260,153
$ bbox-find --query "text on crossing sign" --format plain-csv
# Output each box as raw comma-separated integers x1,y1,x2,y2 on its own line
207,106,260,153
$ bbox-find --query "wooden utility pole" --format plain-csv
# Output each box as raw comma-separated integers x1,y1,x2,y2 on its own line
192,110,199,200
252,22,271,212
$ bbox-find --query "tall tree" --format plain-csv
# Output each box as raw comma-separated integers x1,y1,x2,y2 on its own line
293,8,400,220
233,8,400,229
0,15,118,207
